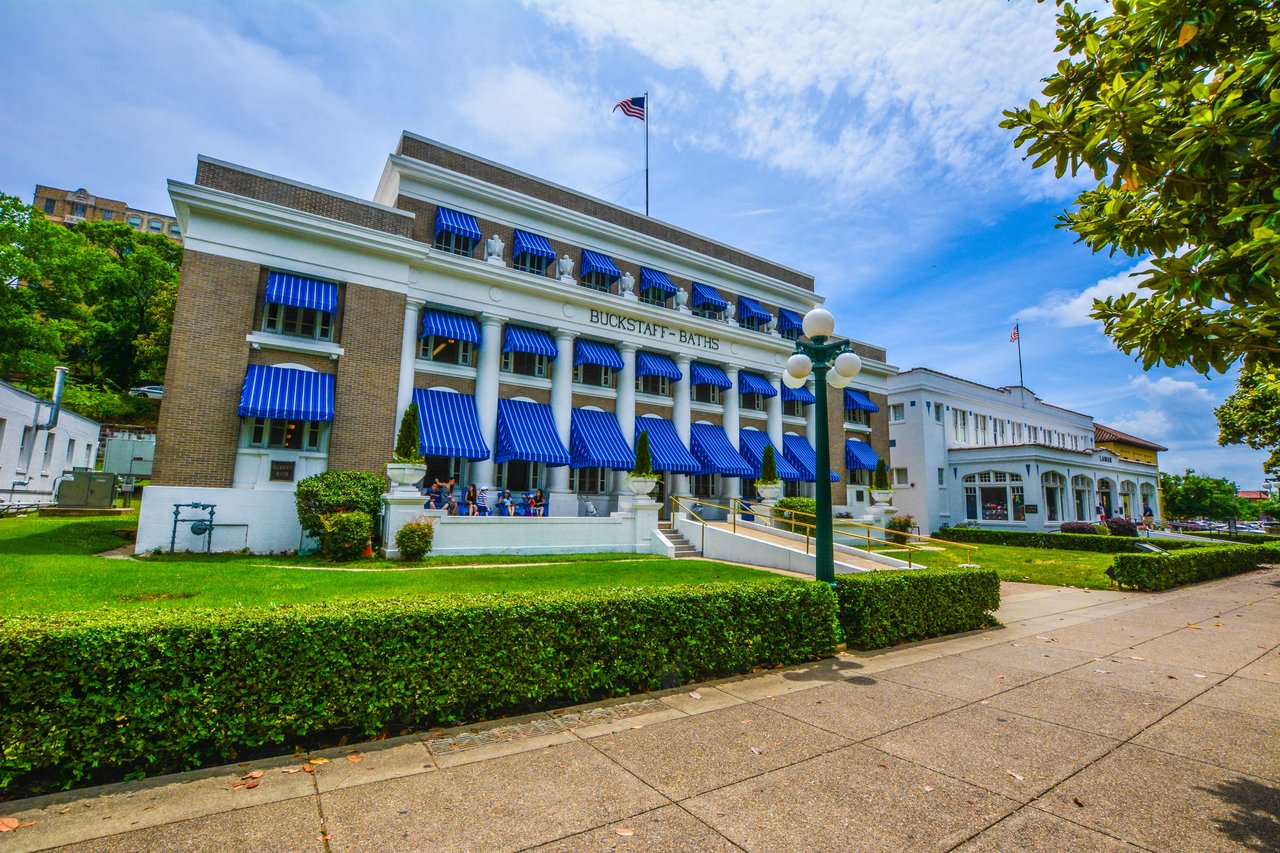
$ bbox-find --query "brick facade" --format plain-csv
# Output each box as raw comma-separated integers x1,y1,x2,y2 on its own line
326,284,406,472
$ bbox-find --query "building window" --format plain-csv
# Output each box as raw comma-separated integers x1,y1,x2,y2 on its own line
73,203,86,217
953,409,969,442
692,305,720,320
844,406,868,425
937,467,945,486
891,467,909,487
963,471,1026,522
934,401,944,423
739,315,765,333
263,303,333,341
420,335,474,366
780,324,800,342
692,473,716,498
692,385,721,405
636,374,670,396
66,438,76,466
742,392,767,412
424,455,469,489
41,433,55,472
574,363,615,388
501,351,549,378
128,215,142,227
495,460,542,493
246,418,327,451
1013,422,1024,443
101,209,114,222
43,198,55,214
783,399,805,418
581,270,613,292
570,466,609,495
434,230,475,257
974,414,989,445
148,219,163,232
889,403,905,423
17,426,32,471
847,469,869,486
639,288,670,307
994,418,1007,445
1043,472,1065,522
514,253,548,275
169,223,181,236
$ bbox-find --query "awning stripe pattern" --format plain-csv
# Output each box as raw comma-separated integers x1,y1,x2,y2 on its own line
503,325,558,357
573,339,624,369
413,389,490,460
738,429,803,481
689,362,732,389
419,308,480,343
845,439,881,471
739,371,777,397
264,272,338,313
844,389,880,412
434,207,482,241
635,417,700,474
495,399,570,466
690,423,753,477
639,268,678,298
782,384,816,404
581,249,621,280
238,365,334,421
512,229,556,260
783,434,840,483
570,409,633,470
636,351,682,380
737,295,773,324
691,282,728,311
777,308,805,335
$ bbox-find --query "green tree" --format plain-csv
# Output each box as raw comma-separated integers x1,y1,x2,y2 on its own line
633,430,653,476
1159,469,1243,520
1001,1,1280,375
1216,366,1280,474
393,402,422,462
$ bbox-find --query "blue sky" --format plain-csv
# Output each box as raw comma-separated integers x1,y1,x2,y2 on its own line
0,0,1266,487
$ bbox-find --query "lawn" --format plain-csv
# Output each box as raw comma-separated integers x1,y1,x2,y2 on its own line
909,542,1118,590
0,513,784,616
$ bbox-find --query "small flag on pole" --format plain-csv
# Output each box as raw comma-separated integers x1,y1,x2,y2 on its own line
1010,323,1019,343
613,96,646,120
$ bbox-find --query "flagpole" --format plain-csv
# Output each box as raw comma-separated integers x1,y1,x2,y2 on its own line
644,90,650,216
1016,320,1025,388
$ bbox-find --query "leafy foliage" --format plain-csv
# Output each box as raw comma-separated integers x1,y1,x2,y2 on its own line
1060,521,1101,534
320,511,371,561
395,518,435,561
1159,469,1245,520
294,471,385,540
934,525,1206,553
393,402,423,463
1111,543,1280,590
760,443,780,484
833,568,1001,649
0,582,837,792
1217,367,1280,475
1001,1,1280,374
873,459,890,490
632,430,653,477
1105,516,1140,537
886,514,914,545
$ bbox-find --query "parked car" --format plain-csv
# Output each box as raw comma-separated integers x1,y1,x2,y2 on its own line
128,385,164,399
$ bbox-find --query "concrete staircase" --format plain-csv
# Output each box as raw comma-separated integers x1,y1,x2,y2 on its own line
658,520,700,558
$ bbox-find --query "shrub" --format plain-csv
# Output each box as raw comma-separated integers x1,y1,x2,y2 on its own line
760,444,780,484
633,430,653,476
774,497,817,533
1093,523,1110,535
320,511,371,561
393,402,422,463
1110,543,1280,591
834,568,1000,649
0,582,837,793
1197,531,1280,545
395,517,435,561
886,514,914,545
873,459,890,490
933,526,1208,553
295,471,385,540
1105,516,1139,537
1059,521,1098,534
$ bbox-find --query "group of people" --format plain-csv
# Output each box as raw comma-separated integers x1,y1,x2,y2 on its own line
418,475,546,517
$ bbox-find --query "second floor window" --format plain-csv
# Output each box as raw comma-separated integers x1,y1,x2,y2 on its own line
420,335,473,366
784,399,806,418
692,385,721,405
582,270,612,292
434,230,475,257
514,253,549,275
43,198,55,214
502,351,548,378
128,214,142,227
953,409,969,442
574,363,615,388
101,209,114,222
636,375,670,396
889,403,905,423
264,303,333,341
845,407,868,425
743,392,767,412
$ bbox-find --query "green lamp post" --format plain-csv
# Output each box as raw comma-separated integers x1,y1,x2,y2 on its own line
783,307,863,585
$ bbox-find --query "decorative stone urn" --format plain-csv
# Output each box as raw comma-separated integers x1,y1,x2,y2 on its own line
624,475,660,498
385,462,426,495
870,489,894,507
756,482,784,502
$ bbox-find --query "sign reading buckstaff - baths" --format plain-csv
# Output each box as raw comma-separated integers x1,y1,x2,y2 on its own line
588,309,721,351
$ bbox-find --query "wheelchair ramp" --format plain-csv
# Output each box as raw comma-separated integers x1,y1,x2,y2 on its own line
673,515,898,575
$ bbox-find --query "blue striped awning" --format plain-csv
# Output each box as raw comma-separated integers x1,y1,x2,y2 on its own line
845,439,881,471
782,384,816,404
737,295,773,324
739,371,777,397
574,339,624,369
434,207,481,241
503,325,558,357
512,229,555,260
570,409,633,470
635,417,700,474
639,268,677,298
636,351,682,380
690,362,732,389
238,364,334,421
738,429,803,481
413,389,489,460
419,308,480,344
691,282,728,311
690,423,753,477
495,399,570,466
783,434,840,483
778,308,805,335
581,249,621,281
264,272,338,313
844,389,880,412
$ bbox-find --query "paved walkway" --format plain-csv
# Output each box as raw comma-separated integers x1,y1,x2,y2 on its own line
3,572,1278,852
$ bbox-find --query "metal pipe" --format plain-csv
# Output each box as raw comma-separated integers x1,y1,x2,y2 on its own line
38,366,69,430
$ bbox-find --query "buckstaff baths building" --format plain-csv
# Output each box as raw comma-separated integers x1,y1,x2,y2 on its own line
137,134,892,553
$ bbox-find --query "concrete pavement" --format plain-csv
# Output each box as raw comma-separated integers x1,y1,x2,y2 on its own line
2,572,1278,852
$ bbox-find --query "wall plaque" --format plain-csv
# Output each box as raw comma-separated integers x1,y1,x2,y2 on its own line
269,460,296,482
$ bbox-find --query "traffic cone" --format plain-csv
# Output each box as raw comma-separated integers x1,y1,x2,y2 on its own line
363,538,374,558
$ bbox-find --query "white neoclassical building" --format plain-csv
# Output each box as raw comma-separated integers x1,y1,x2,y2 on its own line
887,369,1164,534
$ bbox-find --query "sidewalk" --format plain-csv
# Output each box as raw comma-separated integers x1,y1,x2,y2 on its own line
3,572,1277,852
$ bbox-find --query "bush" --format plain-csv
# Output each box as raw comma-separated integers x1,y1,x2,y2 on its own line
1197,531,1280,545
393,402,422,463
1110,544,1280,591
933,526,1207,553
1060,521,1098,534
834,568,1000,649
0,582,837,793
633,430,653,476
295,470,385,540
395,518,435,561
873,459,890,490
1093,523,1110,535
760,443,779,484
886,514,914,545
320,511,371,561
1105,516,1139,537
774,497,816,533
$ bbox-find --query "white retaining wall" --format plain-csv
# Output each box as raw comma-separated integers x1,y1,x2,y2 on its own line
136,485,309,554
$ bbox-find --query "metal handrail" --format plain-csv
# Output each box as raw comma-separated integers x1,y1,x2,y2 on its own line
669,496,709,555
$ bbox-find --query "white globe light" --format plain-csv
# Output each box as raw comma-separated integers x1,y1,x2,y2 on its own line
786,353,812,378
801,307,835,339
782,371,807,389
828,370,853,389
833,351,863,378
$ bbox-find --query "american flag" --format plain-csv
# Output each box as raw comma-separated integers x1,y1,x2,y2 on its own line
1010,323,1020,343
613,96,646,120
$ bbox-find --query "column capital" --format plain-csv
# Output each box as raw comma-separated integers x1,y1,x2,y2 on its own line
675,353,692,367
723,364,740,377
406,297,426,311
619,342,638,355
479,312,505,329
555,329,576,344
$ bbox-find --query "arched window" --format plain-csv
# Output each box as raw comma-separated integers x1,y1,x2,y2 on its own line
1072,475,1094,522
962,471,1024,522
1042,472,1065,523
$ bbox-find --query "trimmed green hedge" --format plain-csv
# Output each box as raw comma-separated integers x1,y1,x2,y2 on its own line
934,526,1206,553
1110,543,1280,591
0,583,836,793
834,568,1001,649
1196,531,1280,545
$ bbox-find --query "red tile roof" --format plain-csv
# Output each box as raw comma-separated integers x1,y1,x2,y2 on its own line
1093,423,1168,452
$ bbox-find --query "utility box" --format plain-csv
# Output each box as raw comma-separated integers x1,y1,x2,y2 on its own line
103,432,155,478
56,470,119,508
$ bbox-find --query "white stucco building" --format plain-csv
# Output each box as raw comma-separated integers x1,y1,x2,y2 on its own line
0,380,100,503
887,369,1164,534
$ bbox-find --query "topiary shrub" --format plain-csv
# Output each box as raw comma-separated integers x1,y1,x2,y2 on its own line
1059,521,1097,534
886,514,914,545
393,402,423,463
395,517,435,561
760,443,780,484
873,459,890,490
319,511,371,561
295,471,385,542
1105,516,1139,537
632,430,653,476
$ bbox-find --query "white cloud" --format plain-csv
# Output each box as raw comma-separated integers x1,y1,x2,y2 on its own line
1127,375,1215,405
1020,261,1152,328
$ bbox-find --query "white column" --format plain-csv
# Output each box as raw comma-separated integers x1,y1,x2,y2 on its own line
548,330,575,515
805,381,819,499
722,365,741,501
671,354,692,499
395,299,423,419
767,373,784,448
613,343,638,494
471,314,504,491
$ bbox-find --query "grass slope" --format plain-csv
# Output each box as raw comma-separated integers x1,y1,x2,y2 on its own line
911,542,1117,590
